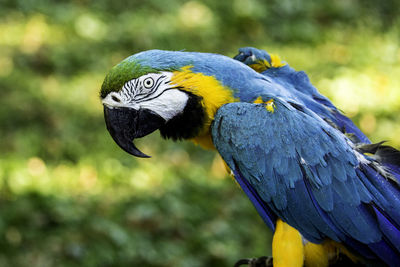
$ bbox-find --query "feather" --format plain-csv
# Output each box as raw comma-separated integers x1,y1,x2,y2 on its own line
368,240,400,266
373,206,400,251
233,47,370,144
212,101,400,264
232,166,277,231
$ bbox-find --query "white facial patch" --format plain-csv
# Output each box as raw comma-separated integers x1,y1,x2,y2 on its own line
138,89,188,120
102,72,189,121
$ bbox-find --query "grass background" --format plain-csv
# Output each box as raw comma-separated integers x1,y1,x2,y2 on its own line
1,0,400,266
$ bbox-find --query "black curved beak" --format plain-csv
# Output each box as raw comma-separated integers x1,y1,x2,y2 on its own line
103,106,166,158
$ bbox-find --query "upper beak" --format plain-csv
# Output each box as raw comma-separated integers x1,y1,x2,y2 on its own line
103,106,166,158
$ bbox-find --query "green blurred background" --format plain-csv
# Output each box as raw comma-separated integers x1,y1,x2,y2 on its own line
1,0,400,266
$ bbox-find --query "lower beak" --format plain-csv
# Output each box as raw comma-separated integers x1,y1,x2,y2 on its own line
103,106,166,158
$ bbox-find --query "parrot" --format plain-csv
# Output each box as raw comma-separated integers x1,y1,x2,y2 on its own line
100,47,400,267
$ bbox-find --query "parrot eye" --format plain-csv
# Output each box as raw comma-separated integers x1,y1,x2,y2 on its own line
143,77,154,89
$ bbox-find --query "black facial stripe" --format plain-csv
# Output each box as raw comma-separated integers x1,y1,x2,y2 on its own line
135,92,149,98
149,75,166,92
135,87,178,103
121,83,133,99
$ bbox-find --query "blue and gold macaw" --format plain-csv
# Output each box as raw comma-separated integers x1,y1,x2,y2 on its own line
100,47,400,267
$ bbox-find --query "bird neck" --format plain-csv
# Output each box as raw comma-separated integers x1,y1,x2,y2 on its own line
170,66,237,149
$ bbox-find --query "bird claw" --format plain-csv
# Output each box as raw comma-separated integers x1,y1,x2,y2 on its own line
234,256,273,267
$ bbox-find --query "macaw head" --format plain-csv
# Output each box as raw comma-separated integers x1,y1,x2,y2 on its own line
101,50,252,157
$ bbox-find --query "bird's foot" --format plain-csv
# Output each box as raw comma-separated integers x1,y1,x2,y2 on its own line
234,256,272,267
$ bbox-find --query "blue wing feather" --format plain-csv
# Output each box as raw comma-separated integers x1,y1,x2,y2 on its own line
232,166,277,231
211,100,400,265
373,206,400,251
233,47,370,144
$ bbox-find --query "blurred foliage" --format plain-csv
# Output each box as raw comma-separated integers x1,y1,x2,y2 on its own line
0,0,399,266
